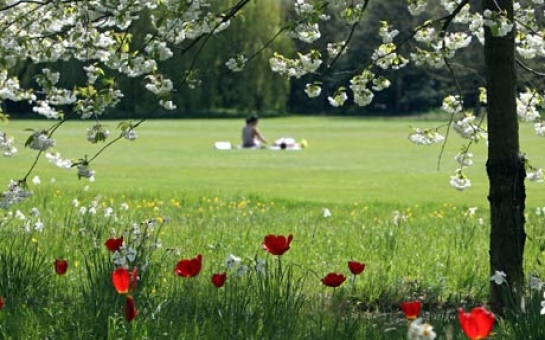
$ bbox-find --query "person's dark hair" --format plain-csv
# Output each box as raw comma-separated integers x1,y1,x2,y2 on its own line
246,115,259,124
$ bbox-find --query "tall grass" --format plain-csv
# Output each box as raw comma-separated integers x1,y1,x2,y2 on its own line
0,187,544,338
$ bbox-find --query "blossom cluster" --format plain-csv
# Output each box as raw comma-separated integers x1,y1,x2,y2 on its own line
0,180,33,209
0,131,17,157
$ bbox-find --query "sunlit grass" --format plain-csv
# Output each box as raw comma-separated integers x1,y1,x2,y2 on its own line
0,186,544,338
4,117,545,207
2,117,545,338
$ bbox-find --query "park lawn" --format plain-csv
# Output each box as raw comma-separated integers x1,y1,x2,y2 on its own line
1,116,545,338
2,116,544,208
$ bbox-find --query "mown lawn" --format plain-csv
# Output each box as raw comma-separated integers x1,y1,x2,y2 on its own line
2,116,544,207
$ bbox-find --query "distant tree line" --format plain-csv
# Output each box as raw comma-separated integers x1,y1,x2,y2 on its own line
4,0,540,118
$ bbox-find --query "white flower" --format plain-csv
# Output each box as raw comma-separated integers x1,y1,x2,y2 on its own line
225,254,242,269
540,291,545,315
77,165,95,181
159,99,176,110
225,55,248,72
104,207,114,218
466,207,477,217
32,176,41,185
34,219,44,232
408,128,445,145
126,247,137,262
305,83,322,98
527,168,544,183
392,210,408,226
455,152,473,166
256,259,266,273
490,270,507,285
30,207,40,217
407,318,437,340
535,122,545,137
323,208,331,218
529,274,542,291
235,265,249,277
15,210,25,220
450,169,471,191
27,131,55,151
122,129,137,141
328,90,347,107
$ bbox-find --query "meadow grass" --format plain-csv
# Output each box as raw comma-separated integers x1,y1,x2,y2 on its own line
1,117,545,339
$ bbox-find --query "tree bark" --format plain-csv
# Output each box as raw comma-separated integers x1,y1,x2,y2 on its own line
484,0,526,314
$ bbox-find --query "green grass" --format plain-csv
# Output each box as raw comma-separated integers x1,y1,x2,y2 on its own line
1,117,545,339
2,116,545,208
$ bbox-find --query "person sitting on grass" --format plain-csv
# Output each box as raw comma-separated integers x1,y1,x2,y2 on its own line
242,115,268,148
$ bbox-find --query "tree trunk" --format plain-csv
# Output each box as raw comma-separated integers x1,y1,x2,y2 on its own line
484,0,526,314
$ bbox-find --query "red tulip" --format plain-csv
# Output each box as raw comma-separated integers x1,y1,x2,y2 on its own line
348,261,365,275
321,272,346,287
401,300,422,320
105,236,124,252
125,295,138,322
458,306,495,340
130,267,138,292
54,259,68,275
262,234,293,256
212,272,227,288
112,268,130,294
175,254,202,278
0,296,3,310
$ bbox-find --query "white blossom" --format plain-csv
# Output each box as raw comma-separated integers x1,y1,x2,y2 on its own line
450,169,471,191
305,83,322,98
490,270,507,285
